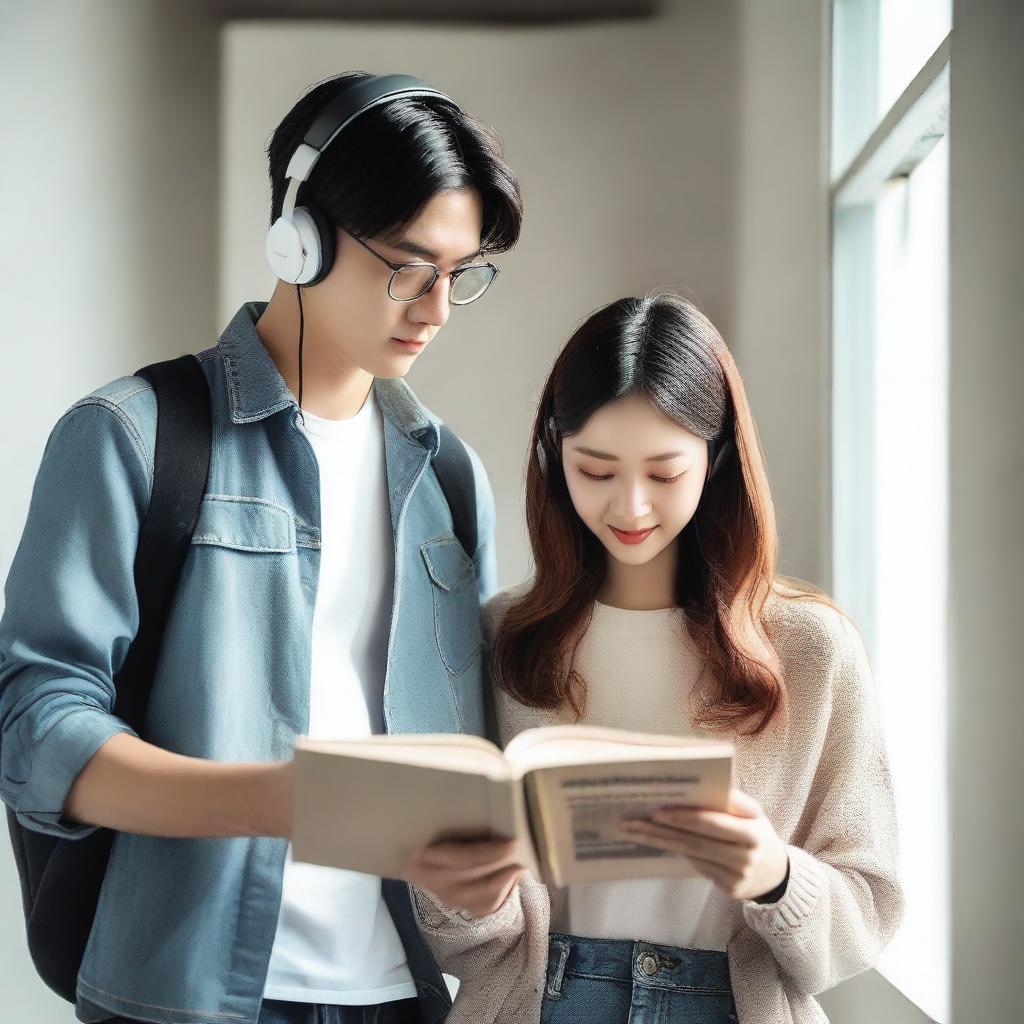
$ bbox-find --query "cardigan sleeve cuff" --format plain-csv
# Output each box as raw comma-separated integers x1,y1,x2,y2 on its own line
410,880,524,941
741,844,826,935
752,855,791,904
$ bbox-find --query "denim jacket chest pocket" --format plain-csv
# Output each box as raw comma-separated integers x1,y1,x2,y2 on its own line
420,536,483,677
190,495,296,553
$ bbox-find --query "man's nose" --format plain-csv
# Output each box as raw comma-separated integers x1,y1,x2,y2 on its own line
409,274,451,328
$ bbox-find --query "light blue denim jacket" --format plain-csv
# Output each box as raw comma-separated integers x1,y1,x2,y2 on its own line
0,302,496,1024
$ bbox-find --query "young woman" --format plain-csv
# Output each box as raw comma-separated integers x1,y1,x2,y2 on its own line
412,292,904,1024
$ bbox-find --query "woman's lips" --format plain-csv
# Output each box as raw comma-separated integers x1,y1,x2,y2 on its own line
609,526,657,545
391,337,427,354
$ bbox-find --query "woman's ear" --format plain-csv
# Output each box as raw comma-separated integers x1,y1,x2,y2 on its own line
544,418,561,459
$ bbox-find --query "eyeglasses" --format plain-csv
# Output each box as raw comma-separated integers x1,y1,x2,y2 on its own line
346,231,499,305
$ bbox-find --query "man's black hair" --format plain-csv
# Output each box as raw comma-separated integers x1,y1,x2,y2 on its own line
268,72,523,255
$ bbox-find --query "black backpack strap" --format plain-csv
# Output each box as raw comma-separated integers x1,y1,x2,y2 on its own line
3,354,212,1004
381,879,453,1024
432,424,478,562
116,355,212,728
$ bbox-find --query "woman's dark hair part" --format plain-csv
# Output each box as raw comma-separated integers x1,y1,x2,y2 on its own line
495,293,829,736
267,72,523,254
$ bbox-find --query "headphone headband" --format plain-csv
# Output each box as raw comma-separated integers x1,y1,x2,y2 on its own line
284,74,460,185
305,74,458,151
268,73,461,286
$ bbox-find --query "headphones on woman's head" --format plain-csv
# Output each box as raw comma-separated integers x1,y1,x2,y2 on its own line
541,415,734,483
266,74,461,287
707,434,734,481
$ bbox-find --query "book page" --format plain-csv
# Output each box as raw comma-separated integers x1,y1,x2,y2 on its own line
292,741,529,878
528,751,733,886
505,724,734,774
296,733,508,776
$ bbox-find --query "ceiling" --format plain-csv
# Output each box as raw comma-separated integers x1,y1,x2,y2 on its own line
205,0,657,22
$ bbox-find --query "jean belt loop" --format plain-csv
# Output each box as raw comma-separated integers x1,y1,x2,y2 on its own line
546,937,571,999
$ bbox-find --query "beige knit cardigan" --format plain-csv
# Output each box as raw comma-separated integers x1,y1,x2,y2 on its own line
411,587,905,1024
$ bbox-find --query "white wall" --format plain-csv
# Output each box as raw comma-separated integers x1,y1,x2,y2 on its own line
2,0,844,1017
732,1,831,590
220,0,830,591
0,3,219,1020
948,1,1024,1019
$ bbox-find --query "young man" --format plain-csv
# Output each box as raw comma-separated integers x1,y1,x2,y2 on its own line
0,73,524,1024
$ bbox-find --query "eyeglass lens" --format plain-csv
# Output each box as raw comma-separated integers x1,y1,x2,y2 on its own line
388,264,495,304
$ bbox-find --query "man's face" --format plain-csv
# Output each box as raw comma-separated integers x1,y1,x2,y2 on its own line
303,188,484,378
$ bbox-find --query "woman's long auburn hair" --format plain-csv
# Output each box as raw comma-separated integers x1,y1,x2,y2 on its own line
493,293,826,736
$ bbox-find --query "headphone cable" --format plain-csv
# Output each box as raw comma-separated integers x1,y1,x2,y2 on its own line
295,283,305,414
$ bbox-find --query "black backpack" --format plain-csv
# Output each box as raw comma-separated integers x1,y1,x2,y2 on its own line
6,355,477,1004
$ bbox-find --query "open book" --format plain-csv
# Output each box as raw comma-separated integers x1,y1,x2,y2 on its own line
291,725,734,888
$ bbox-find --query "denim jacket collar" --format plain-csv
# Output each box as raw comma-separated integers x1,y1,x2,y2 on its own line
217,301,438,450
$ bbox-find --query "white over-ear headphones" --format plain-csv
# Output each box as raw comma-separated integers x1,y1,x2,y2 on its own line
266,73,460,286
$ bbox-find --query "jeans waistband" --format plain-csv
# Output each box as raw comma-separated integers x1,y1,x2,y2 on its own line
546,933,733,997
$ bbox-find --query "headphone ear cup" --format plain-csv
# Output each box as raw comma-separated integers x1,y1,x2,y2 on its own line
707,437,734,480
266,216,306,284
302,205,337,286
286,207,322,286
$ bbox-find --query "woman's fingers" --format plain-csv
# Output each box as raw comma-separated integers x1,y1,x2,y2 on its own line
620,819,747,869
619,816,789,901
644,807,756,846
675,850,737,891
726,788,763,819
619,825,750,893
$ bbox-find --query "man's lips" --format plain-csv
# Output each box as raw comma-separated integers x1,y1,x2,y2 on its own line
609,526,657,545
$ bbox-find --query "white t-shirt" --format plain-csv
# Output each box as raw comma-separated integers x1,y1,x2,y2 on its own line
566,600,732,952
263,393,417,1004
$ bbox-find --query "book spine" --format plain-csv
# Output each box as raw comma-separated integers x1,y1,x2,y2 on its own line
524,773,558,885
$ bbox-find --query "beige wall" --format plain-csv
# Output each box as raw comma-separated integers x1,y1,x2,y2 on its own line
220,0,830,591
5,2,1023,1020
0,3,219,1021
948,0,1024,1019
1,0,843,1017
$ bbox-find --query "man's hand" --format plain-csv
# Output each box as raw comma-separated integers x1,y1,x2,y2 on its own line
402,837,525,919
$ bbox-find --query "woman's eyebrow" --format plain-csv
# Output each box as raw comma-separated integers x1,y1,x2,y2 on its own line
378,234,481,264
572,446,689,463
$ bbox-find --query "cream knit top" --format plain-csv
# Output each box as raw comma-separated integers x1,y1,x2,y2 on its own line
411,586,905,1024
565,600,730,951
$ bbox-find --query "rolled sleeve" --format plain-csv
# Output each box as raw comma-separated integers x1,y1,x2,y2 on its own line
15,705,137,837
0,396,151,839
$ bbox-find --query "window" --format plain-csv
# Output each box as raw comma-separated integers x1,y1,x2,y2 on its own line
831,3,951,1021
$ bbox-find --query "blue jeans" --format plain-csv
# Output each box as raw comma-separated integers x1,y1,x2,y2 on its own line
255,999,421,1024
108,997,421,1024
541,933,738,1024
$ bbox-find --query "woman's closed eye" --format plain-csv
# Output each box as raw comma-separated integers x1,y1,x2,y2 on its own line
578,468,687,483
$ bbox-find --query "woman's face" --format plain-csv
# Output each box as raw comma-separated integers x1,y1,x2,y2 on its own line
561,392,710,569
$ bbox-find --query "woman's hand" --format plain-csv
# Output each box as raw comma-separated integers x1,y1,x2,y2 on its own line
401,837,526,919
620,788,789,902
